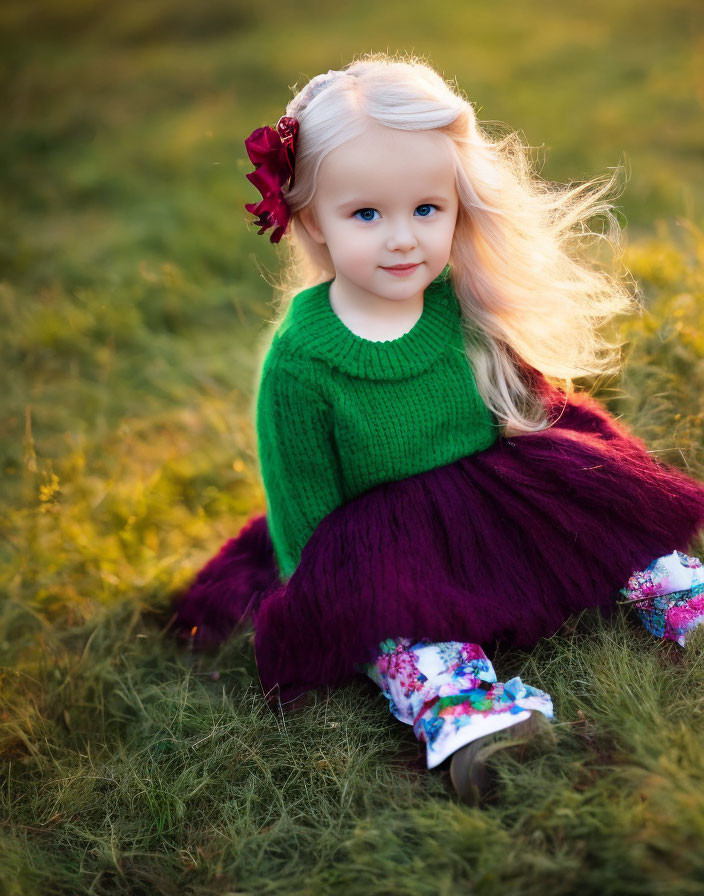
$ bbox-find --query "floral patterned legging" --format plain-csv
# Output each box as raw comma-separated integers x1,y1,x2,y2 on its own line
361,550,704,768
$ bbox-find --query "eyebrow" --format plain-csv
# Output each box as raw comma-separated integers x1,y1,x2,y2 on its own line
336,195,450,211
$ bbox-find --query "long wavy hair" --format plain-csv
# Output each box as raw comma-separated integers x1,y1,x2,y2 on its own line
250,51,639,435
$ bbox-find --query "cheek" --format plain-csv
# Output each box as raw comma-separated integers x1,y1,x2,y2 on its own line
332,224,378,265
434,217,457,249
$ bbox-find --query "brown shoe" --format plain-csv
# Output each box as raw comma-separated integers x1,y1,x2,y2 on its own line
449,709,554,806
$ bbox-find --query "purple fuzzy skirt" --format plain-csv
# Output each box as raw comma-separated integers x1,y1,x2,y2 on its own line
172,382,704,703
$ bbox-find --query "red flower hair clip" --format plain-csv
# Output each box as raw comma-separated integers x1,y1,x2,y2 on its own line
244,115,299,244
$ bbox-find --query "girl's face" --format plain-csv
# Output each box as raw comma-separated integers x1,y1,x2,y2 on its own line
299,121,459,303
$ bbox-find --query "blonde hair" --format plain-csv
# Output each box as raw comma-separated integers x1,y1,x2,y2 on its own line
253,51,639,435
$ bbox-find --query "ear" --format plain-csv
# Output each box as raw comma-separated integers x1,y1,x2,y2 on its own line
298,205,326,245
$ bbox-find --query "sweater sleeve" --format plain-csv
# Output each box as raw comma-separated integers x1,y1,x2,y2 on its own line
254,359,345,582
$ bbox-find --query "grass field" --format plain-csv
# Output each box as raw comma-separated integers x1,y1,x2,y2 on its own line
2,0,704,892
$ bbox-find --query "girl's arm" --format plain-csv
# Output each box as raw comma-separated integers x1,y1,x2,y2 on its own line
255,361,345,582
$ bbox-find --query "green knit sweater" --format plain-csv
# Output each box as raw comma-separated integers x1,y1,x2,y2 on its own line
253,267,499,582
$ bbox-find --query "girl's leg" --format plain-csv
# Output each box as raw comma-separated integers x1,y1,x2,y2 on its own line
361,638,554,769
620,550,704,645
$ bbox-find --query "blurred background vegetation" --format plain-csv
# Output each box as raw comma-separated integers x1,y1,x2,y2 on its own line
2,0,704,892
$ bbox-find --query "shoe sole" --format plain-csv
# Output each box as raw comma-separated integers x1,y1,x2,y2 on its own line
449,709,553,806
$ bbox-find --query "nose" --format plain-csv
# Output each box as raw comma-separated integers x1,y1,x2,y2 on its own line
385,216,417,252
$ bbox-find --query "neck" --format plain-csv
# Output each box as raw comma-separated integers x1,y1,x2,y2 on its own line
329,275,424,329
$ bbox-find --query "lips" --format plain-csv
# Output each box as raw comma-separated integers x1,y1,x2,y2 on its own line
383,263,420,270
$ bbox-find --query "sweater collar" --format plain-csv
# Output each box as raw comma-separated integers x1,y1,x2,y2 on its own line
284,267,462,380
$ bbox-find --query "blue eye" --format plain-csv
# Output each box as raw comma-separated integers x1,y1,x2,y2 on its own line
352,204,439,222
353,208,380,222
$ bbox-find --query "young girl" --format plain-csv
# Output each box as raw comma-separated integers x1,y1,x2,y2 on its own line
172,54,704,805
